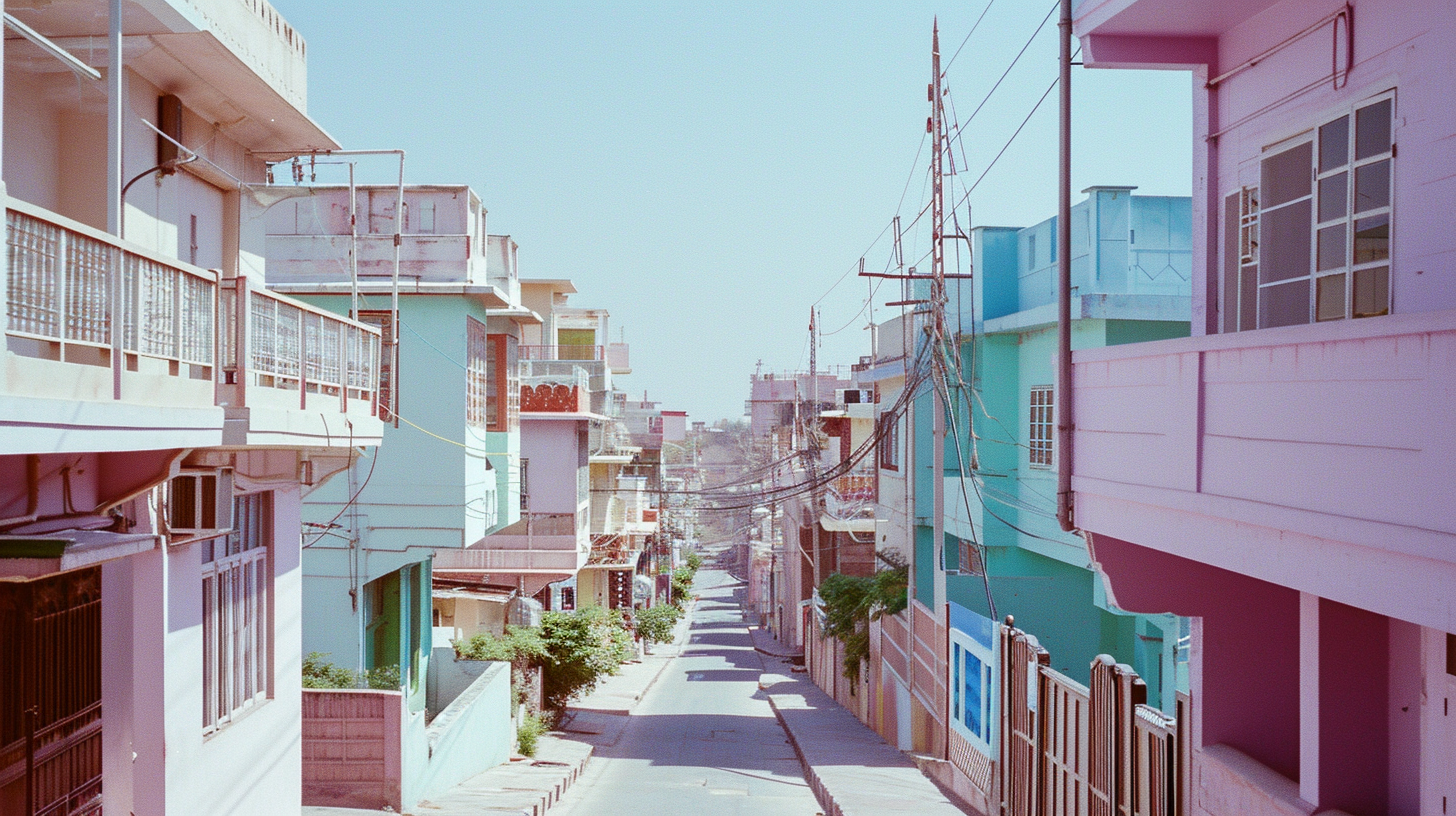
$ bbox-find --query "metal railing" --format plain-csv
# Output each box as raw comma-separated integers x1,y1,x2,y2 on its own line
7,203,217,378
221,280,381,412
519,344,604,362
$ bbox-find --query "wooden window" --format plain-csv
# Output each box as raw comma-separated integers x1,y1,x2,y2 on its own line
203,491,271,734
485,333,519,432
357,310,398,425
1029,386,1053,467
877,411,900,471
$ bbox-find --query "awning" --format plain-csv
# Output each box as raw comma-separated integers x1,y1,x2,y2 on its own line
0,530,159,579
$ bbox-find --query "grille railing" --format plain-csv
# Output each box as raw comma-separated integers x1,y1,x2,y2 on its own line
225,281,381,412
7,203,217,374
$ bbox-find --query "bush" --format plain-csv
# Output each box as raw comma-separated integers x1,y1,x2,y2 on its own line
516,711,548,757
669,567,696,607
635,603,682,645
538,606,633,711
302,652,402,691
818,562,909,685
456,625,549,665
683,549,704,572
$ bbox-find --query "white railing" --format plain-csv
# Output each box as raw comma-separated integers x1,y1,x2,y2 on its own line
7,202,217,378
220,278,381,413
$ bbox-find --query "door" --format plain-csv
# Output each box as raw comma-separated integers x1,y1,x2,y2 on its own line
0,568,103,816
1444,634,1456,816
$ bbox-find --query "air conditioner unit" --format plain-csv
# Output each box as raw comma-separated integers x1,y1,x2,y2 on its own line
836,388,874,405
168,468,234,541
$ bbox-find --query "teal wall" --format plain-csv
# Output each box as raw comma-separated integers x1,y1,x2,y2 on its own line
293,293,511,684
906,191,1194,712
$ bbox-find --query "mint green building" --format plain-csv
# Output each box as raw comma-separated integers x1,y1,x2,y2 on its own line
912,187,1192,712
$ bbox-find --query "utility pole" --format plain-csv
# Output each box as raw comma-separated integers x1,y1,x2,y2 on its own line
808,308,823,588
1056,0,1075,531
930,22,948,610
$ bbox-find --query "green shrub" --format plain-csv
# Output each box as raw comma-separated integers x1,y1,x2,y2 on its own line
635,603,682,645
302,652,402,691
538,606,632,711
669,567,696,607
818,562,909,685
683,549,704,572
456,625,549,665
516,711,548,757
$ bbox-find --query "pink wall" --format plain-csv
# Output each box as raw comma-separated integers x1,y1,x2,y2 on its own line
1092,534,1301,780
301,689,405,811
1318,599,1388,814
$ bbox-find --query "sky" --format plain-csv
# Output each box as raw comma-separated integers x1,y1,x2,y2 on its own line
268,1,1193,423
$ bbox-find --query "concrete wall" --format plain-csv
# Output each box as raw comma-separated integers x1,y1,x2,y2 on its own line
302,660,510,812
521,418,587,515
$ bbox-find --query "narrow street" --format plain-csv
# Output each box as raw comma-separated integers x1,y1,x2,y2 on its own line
552,552,823,815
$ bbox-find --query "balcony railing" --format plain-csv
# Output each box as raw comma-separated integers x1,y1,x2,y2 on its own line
220,280,381,413
5,200,381,437
829,472,876,503
7,201,217,384
519,344,604,362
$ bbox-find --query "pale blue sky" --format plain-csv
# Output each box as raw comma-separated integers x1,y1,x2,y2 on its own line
269,1,1192,422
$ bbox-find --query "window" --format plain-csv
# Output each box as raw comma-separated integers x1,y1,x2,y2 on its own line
203,492,271,734
486,333,520,432
1228,92,1394,330
466,317,488,428
877,411,900,471
519,458,529,512
357,310,398,425
1029,386,1053,467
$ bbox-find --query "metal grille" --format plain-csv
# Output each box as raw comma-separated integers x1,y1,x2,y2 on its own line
7,211,63,338
219,285,238,371
134,256,178,358
250,292,301,384
178,273,214,365
0,569,103,816
62,234,109,345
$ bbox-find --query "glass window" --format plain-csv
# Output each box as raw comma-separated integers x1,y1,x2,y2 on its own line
1234,92,1394,331
203,492,271,734
1028,386,1053,467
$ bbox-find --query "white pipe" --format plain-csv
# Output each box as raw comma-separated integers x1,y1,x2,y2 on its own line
106,0,123,237
3,13,101,80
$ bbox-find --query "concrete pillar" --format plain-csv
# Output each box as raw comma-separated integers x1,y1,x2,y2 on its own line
1299,591,1320,806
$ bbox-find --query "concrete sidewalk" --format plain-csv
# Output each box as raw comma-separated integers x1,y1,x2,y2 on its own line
750,627,969,816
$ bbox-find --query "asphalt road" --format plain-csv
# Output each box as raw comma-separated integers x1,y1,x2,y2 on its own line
551,564,824,816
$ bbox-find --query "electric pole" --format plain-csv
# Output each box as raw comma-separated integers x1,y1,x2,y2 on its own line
930,22,948,610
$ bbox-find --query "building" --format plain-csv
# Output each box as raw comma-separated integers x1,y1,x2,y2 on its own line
264,183,520,808
1071,1,1455,814
0,0,383,812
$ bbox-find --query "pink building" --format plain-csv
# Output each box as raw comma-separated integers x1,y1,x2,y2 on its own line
1072,1,1455,814
0,1,382,813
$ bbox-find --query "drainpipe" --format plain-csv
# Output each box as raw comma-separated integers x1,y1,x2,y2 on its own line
1056,0,1075,532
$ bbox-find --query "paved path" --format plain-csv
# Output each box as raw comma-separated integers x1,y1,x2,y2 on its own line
551,566,824,815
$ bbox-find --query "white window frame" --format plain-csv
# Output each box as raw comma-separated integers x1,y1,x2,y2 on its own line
202,491,272,735
1028,386,1053,468
949,626,996,756
1233,89,1395,330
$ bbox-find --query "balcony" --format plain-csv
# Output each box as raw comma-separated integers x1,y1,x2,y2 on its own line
1,199,381,454
3,200,224,453
218,279,384,447
436,512,588,595
1070,309,1456,627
